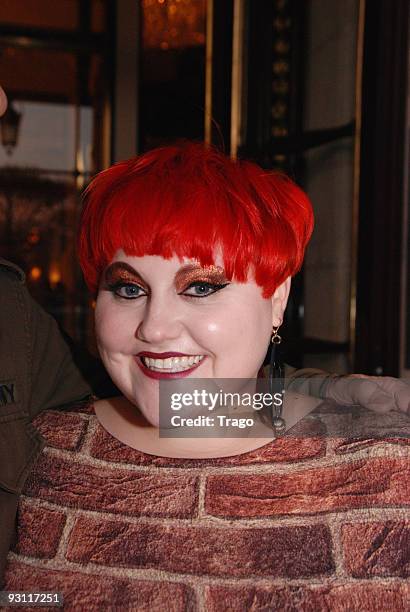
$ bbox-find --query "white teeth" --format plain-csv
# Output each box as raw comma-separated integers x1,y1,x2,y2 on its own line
142,355,204,372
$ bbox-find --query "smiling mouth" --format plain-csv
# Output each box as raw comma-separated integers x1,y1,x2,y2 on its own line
140,355,205,373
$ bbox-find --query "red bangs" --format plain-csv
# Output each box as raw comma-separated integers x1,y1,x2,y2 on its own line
78,141,314,297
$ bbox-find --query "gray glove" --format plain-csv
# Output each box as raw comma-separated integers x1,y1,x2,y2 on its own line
324,375,410,415
285,367,410,415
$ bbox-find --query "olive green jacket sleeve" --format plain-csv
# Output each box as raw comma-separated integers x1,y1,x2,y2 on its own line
284,363,340,398
0,258,92,586
28,289,92,419
0,259,92,418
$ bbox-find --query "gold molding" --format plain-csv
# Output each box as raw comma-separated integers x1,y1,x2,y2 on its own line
204,0,214,144
349,0,366,366
230,0,245,158
399,36,410,374
102,93,112,169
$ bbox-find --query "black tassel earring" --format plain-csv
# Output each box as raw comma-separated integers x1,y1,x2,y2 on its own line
269,325,286,435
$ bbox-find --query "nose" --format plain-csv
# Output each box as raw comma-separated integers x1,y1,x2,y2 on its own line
136,295,184,344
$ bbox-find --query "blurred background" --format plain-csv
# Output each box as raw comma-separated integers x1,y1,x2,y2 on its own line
0,0,408,376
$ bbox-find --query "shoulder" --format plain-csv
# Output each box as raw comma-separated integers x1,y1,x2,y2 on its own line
0,257,25,287
0,258,33,323
0,257,29,313
0,259,44,354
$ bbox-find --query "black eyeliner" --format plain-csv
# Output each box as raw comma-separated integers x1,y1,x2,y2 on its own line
179,281,230,298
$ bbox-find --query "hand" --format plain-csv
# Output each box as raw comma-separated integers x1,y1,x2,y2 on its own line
325,375,410,415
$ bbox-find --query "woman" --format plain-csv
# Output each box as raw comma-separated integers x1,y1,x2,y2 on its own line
79,140,409,458
80,140,314,457
3,142,409,609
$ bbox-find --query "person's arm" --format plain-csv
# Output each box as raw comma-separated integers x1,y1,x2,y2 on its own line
28,293,92,419
285,365,410,415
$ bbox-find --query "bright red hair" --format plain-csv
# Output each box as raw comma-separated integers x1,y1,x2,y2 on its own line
78,141,314,297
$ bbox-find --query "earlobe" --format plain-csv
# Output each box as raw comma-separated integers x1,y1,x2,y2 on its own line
271,277,291,327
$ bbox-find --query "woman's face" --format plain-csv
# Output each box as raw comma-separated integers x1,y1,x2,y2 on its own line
95,249,286,426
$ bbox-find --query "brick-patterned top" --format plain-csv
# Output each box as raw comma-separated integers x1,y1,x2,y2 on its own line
3,401,410,611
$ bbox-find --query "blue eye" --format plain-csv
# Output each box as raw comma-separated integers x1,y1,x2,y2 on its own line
109,283,145,299
182,282,229,298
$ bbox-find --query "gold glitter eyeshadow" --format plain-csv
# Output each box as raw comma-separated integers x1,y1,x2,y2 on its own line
174,264,228,292
103,261,229,293
103,262,147,288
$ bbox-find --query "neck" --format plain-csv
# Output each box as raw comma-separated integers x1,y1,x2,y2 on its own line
94,395,275,459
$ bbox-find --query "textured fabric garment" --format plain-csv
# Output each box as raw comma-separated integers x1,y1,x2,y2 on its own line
0,257,328,588
3,402,410,611
3,257,405,598
0,256,336,589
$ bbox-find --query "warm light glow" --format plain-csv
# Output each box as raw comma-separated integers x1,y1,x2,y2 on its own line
142,0,206,49
27,229,40,245
29,266,42,281
49,266,61,287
